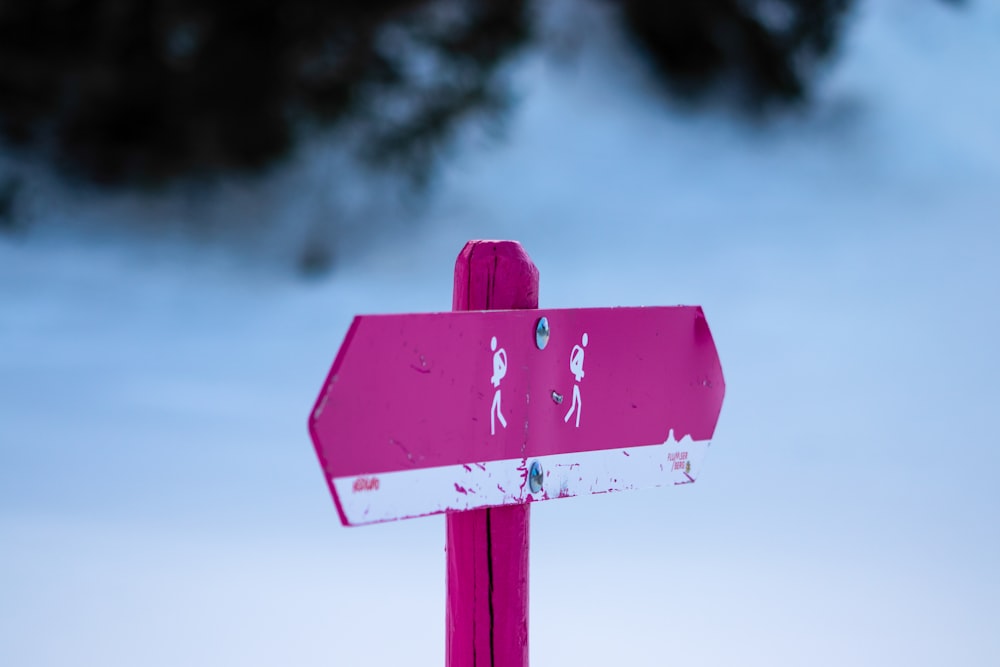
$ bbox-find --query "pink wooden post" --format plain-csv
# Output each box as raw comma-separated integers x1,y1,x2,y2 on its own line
446,240,538,667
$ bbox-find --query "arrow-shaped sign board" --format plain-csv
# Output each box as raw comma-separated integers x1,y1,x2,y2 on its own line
309,306,725,526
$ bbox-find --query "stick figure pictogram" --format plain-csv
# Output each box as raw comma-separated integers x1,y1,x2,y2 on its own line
490,336,508,435
564,333,588,428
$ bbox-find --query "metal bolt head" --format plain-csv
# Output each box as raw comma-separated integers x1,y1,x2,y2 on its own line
528,460,544,493
535,317,550,350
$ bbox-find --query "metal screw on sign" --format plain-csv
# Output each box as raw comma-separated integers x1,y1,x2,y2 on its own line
528,460,544,493
307,239,726,667
535,316,550,350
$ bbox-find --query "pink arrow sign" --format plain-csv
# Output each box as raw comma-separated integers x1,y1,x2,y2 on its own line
309,305,725,526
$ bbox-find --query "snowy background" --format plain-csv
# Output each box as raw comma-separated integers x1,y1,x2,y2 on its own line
3,1,999,665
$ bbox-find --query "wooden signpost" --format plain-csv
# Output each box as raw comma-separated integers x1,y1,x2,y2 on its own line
309,240,725,666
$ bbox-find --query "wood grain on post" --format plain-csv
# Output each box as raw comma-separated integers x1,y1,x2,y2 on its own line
447,240,538,667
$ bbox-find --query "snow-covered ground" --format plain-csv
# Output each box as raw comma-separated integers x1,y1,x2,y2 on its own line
3,1,999,665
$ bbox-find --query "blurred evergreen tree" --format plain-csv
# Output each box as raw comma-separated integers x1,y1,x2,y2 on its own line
0,0,530,185
0,0,855,188
612,0,854,107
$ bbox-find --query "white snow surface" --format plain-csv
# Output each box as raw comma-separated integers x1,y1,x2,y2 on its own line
3,2,1000,665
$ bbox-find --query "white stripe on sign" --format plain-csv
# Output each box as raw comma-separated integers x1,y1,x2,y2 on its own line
332,431,711,525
